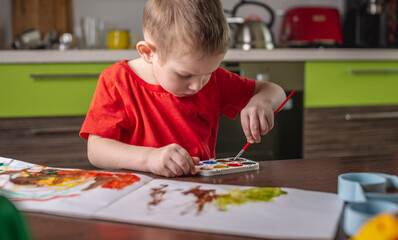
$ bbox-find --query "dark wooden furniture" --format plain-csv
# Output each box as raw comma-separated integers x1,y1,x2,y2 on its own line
22,154,398,240
304,106,398,158
0,117,92,169
12,0,72,41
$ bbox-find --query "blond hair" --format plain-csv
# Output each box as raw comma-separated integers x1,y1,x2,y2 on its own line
143,0,230,63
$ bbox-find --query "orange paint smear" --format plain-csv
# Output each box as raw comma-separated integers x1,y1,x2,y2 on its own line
2,168,141,191
101,174,141,190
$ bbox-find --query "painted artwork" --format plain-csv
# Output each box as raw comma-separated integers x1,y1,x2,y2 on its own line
0,157,344,239
0,157,152,217
0,165,140,201
94,179,344,240
0,158,143,202
147,183,286,215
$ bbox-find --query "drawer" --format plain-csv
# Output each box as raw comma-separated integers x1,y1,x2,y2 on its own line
0,116,96,169
303,106,398,158
305,61,398,107
0,63,112,117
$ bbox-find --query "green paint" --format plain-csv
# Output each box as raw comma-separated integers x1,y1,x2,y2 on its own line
0,63,112,117
214,187,286,211
305,61,398,108
0,163,4,167
241,161,256,165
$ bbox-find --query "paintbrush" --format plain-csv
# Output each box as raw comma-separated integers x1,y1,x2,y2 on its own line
233,89,296,160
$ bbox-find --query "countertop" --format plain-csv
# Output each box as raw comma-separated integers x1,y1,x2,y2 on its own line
1,48,398,63
25,153,398,240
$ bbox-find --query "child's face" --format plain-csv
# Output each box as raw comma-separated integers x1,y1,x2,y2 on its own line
151,53,225,97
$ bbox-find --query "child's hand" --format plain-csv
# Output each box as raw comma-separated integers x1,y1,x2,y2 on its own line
147,143,200,177
240,99,274,144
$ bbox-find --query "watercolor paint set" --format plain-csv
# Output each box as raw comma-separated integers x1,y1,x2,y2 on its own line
195,157,259,176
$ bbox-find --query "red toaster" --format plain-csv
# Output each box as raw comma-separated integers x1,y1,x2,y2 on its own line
280,7,343,47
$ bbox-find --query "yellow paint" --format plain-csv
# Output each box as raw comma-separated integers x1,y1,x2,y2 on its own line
214,187,286,211
213,165,229,169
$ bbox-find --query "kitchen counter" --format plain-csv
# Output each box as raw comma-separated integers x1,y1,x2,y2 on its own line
1,49,398,63
24,153,398,240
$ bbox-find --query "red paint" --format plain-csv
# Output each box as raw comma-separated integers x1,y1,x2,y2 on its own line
228,162,243,167
11,194,80,202
99,174,141,190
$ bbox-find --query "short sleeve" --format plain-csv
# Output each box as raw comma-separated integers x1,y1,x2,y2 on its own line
216,68,256,119
79,70,130,141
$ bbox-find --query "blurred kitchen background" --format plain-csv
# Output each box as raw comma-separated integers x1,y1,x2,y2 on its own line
1,0,398,166
2,0,398,50
0,0,350,50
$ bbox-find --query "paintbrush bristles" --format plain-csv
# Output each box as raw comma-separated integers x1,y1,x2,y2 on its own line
233,149,245,160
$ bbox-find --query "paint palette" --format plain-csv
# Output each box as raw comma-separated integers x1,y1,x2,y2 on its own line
195,157,259,176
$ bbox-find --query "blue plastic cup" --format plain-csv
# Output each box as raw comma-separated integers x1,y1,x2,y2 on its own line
343,200,398,236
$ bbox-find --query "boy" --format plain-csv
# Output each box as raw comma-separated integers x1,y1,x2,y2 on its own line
80,0,286,177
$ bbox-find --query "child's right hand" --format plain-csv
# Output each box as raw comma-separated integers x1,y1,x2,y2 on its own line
147,143,200,177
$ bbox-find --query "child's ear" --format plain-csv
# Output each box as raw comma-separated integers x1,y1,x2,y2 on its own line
136,41,155,63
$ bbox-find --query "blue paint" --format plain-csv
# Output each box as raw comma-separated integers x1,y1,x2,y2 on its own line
202,161,217,164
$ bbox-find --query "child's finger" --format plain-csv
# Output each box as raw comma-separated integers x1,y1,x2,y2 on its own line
241,114,254,143
259,114,270,136
175,147,195,174
249,115,261,143
156,166,175,178
191,157,200,165
190,157,200,175
168,158,186,176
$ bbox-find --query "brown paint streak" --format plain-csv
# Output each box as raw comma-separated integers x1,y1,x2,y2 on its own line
182,186,218,215
148,184,168,206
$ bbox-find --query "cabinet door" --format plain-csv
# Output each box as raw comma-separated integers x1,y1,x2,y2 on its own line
303,106,398,158
0,63,111,117
305,61,398,107
0,116,96,169
12,0,71,40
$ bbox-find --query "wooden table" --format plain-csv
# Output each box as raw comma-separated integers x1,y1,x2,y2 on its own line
25,154,398,240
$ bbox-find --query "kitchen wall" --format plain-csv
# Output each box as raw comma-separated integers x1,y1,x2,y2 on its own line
0,0,12,49
0,0,344,49
72,0,344,47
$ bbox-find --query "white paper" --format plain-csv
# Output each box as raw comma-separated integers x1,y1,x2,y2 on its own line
94,179,343,240
0,157,152,218
0,157,344,239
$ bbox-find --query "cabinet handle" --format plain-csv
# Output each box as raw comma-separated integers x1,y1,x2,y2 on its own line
347,69,398,74
30,126,81,135
345,111,398,121
30,73,100,79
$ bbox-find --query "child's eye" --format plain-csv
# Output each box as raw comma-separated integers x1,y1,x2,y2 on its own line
179,74,192,79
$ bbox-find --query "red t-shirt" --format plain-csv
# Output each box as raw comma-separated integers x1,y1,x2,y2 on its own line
80,60,255,160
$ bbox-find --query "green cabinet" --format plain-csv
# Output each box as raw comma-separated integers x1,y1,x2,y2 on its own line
0,62,111,168
0,63,112,117
305,61,398,107
303,61,398,159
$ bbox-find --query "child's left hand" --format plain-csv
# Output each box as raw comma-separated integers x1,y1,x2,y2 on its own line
240,98,274,144
239,81,285,144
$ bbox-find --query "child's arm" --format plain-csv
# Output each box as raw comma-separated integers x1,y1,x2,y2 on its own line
87,134,199,177
240,81,286,144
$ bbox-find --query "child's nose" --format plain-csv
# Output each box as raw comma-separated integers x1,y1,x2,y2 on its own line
188,77,205,91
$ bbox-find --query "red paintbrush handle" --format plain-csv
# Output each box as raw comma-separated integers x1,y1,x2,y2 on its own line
242,142,251,150
274,89,296,116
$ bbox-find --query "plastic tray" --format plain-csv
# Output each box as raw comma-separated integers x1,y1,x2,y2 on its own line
195,157,259,176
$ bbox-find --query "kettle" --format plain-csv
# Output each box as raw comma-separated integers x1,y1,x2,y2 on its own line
230,0,275,50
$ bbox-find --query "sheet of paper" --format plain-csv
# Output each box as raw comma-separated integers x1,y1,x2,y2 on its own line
0,157,152,218
94,179,344,240
0,157,344,239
